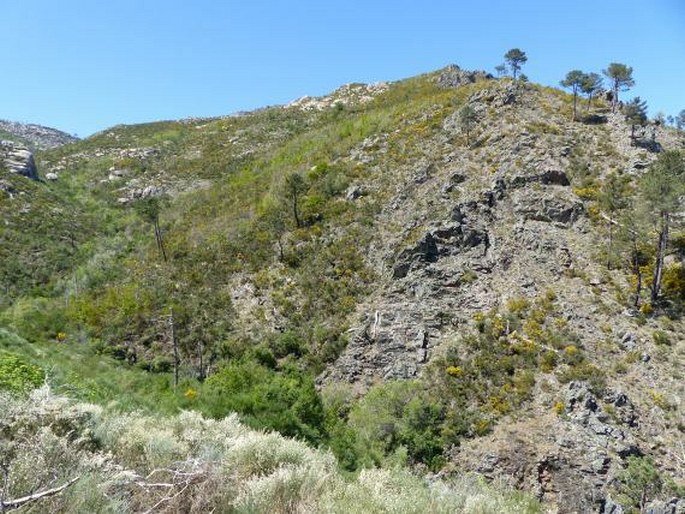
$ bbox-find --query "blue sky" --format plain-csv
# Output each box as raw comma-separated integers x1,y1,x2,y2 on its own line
1,0,683,136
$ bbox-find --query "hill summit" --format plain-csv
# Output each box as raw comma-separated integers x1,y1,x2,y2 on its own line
0,118,77,150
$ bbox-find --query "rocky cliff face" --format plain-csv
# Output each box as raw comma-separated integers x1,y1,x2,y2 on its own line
0,140,38,180
313,76,684,512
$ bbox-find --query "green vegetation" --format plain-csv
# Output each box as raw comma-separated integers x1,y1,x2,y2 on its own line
0,389,542,513
560,70,585,120
603,62,635,111
504,48,528,80
613,456,663,513
623,97,648,143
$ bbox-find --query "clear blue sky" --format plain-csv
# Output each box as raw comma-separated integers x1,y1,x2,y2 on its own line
1,0,683,137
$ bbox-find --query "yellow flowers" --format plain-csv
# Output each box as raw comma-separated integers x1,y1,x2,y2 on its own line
56,332,67,343
446,366,463,378
553,402,565,415
184,388,198,401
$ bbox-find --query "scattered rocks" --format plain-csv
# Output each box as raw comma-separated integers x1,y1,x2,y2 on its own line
287,82,389,111
345,185,365,201
0,179,16,196
619,332,638,351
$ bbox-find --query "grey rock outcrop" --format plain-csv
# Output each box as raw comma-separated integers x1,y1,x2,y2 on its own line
0,119,77,150
435,65,493,89
513,188,583,224
0,140,38,180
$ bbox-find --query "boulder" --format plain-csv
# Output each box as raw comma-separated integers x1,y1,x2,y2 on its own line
1,140,38,180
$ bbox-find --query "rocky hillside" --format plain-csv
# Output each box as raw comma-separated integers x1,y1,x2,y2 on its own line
0,118,77,150
1,65,684,513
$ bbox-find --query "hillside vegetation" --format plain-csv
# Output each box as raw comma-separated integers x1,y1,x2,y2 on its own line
1,65,684,513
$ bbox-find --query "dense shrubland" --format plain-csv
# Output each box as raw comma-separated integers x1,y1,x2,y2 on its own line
0,387,541,513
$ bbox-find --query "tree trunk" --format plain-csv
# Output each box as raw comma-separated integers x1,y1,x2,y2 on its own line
154,219,168,262
632,240,642,309
607,222,614,269
198,339,205,381
572,92,577,121
651,212,669,304
170,307,179,389
292,193,301,228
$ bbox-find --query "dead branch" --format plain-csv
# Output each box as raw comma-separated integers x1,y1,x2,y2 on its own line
0,477,80,511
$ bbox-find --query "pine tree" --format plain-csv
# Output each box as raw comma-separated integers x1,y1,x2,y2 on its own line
503,48,527,80
458,104,478,145
622,97,648,144
640,151,685,304
560,70,585,120
284,172,307,228
602,63,635,112
676,109,685,130
580,72,603,109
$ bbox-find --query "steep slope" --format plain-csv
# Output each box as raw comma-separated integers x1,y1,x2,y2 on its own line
1,66,684,513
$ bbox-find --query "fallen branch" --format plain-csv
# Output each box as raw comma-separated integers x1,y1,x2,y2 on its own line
0,477,80,511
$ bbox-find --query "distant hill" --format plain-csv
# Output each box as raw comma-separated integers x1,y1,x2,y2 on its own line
0,119,78,150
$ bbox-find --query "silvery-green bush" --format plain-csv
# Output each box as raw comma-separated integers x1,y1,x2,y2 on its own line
0,387,540,513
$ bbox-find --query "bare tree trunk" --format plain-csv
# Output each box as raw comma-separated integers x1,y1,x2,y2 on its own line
651,212,669,304
291,192,301,228
198,340,205,381
572,92,577,121
631,234,643,309
607,222,614,269
170,307,179,389
154,219,168,262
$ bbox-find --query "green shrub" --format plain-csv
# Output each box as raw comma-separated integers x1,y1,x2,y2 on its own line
0,352,44,393
614,456,663,512
202,360,325,444
652,330,671,346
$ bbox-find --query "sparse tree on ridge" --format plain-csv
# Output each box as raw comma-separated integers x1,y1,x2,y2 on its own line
580,72,603,109
603,62,635,112
560,70,585,120
504,48,527,80
676,109,685,130
494,64,507,77
622,97,648,144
